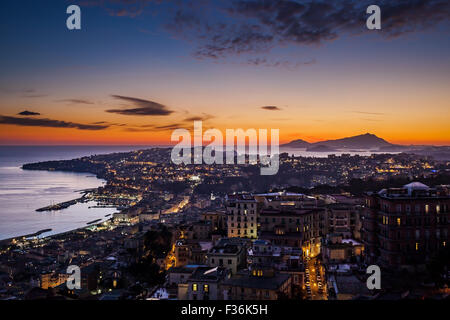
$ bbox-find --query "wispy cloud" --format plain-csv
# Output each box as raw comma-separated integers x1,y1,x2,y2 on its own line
18,110,41,116
0,115,109,130
360,118,382,122
22,93,48,98
246,57,316,69
106,95,174,116
124,123,183,132
183,113,214,122
56,99,95,105
351,111,386,116
77,0,163,18
261,106,282,111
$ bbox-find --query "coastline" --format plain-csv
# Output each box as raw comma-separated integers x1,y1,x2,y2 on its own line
0,216,115,246
0,152,121,241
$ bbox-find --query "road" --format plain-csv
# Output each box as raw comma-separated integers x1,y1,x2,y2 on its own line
304,256,328,300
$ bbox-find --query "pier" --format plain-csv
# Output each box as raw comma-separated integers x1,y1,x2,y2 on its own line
36,197,86,212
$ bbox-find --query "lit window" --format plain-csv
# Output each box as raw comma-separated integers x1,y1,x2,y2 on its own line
415,242,419,251
193,283,198,291
436,205,440,214
203,284,209,293
397,218,401,226
425,205,429,214
443,241,446,247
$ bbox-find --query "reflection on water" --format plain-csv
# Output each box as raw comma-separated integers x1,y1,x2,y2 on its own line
0,146,144,241
0,166,117,240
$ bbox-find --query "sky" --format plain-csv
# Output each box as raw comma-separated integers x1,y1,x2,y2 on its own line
0,0,449,146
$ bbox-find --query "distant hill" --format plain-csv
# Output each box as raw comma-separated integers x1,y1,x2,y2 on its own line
306,145,338,152
280,139,311,148
311,133,392,149
281,133,392,150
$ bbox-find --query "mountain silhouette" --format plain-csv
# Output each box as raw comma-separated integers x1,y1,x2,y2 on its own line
281,133,392,149
280,139,311,148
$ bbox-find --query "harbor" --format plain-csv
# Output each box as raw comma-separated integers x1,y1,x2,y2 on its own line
35,196,87,212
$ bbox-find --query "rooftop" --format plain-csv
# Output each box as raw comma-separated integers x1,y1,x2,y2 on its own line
223,272,291,290
188,266,229,282
373,182,450,199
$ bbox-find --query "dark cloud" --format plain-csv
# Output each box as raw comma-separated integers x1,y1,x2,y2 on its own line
183,113,214,122
261,106,281,111
18,110,41,116
106,95,174,116
0,115,109,130
75,1,450,62
167,0,450,59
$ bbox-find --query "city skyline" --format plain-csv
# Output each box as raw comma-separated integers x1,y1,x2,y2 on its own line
1,0,449,146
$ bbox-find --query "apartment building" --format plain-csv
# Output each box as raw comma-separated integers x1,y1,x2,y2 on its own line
362,182,449,268
185,266,230,300
221,267,292,300
206,238,248,274
327,203,362,239
259,208,327,258
225,194,260,239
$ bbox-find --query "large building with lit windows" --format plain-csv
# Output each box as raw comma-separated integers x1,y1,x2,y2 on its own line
225,194,260,239
362,182,450,268
259,208,327,258
225,192,319,239
185,266,230,300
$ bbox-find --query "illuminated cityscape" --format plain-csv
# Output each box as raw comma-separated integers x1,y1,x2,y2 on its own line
0,0,449,306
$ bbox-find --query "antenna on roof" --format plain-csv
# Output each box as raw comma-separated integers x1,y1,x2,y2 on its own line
204,267,218,275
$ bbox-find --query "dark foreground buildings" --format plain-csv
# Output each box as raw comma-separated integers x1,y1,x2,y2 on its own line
363,182,449,269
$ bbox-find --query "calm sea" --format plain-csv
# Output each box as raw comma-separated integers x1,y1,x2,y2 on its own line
0,146,150,240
